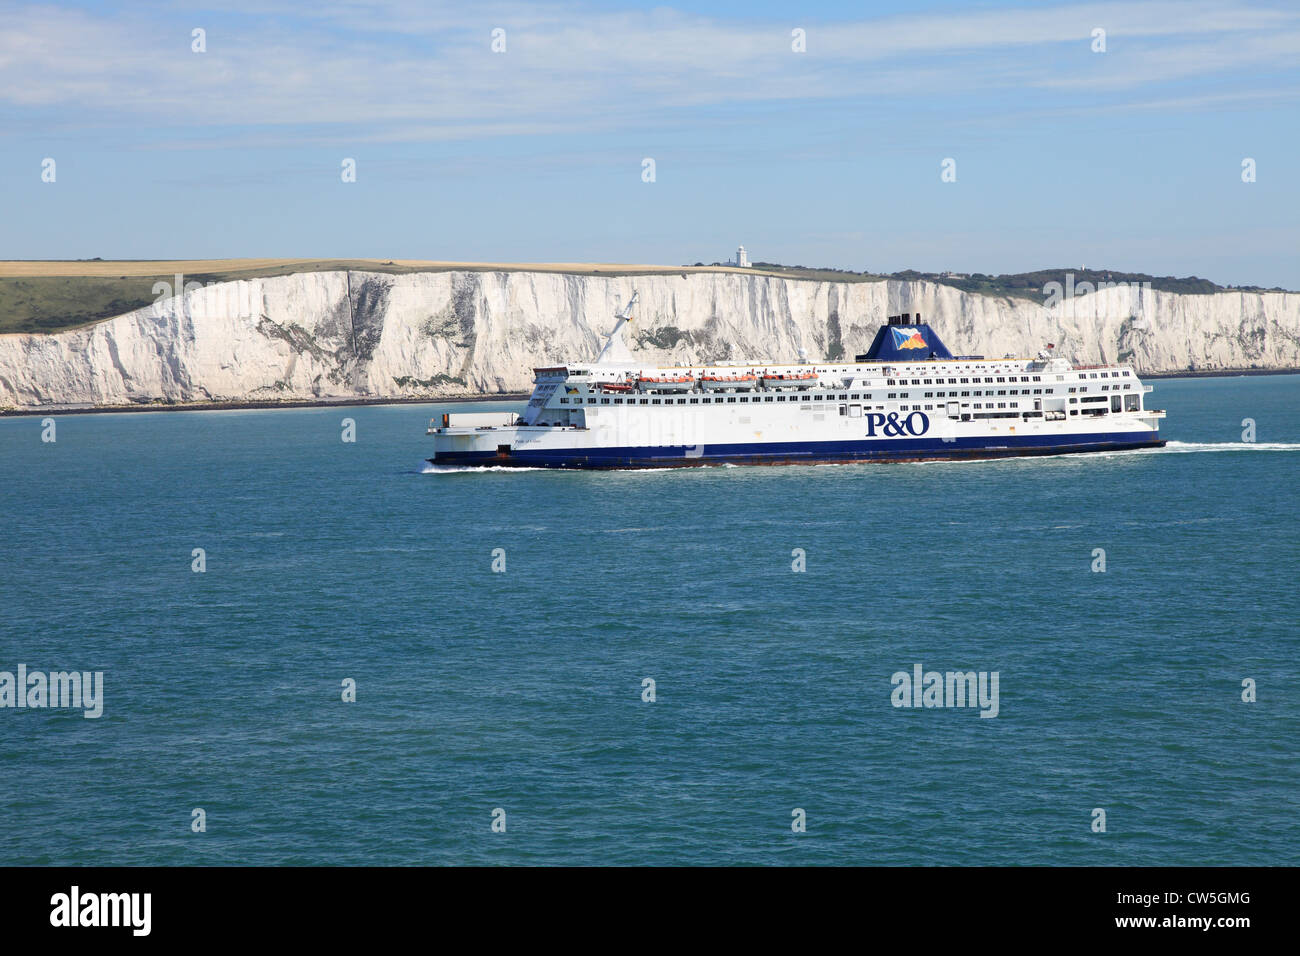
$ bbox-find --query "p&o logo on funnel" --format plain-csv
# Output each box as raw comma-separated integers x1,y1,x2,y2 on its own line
892,327,928,350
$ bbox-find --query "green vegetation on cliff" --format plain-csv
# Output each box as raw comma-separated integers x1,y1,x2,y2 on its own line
1,258,1291,336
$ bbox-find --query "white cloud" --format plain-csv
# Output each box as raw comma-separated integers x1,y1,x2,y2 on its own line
0,0,1295,145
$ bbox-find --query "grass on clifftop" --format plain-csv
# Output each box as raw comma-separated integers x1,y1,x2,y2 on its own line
0,259,763,334
0,258,1290,335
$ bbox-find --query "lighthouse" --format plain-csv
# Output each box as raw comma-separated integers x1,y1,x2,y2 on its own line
735,245,750,268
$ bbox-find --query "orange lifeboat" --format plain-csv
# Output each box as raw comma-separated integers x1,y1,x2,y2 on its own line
761,370,819,390
700,372,757,391
636,372,696,393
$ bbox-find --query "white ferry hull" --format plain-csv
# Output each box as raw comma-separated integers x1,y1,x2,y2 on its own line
429,409,1164,469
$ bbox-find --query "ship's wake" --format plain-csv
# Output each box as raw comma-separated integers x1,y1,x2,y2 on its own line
419,463,540,473
1052,440,1300,461
1156,440,1300,453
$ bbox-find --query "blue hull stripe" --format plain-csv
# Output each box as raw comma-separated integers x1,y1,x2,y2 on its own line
430,431,1165,469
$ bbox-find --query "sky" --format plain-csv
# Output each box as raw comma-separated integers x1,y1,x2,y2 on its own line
1,0,1297,287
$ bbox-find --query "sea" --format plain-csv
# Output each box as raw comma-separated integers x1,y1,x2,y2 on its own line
1,374,1297,865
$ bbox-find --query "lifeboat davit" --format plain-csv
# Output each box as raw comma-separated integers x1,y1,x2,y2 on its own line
597,381,635,393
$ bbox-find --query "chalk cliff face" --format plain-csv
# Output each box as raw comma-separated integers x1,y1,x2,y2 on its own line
1,270,1297,408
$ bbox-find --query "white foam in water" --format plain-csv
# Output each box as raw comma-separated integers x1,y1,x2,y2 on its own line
1069,441,1300,461
1158,440,1300,452
419,463,541,473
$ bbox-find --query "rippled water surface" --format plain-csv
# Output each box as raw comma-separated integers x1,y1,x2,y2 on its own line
1,375,1297,864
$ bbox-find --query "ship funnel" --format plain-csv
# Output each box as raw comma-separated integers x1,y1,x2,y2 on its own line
856,321,954,362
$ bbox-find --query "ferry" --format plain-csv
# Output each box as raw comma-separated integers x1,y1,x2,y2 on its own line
426,292,1166,468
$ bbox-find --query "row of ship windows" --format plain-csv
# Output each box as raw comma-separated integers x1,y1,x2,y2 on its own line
833,396,1138,411
771,367,1130,382
542,398,1144,419
914,383,1134,399
891,375,1043,385
562,379,1137,404
560,368,1131,390
915,389,1048,398
834,402,1135,415
886,370,1128,386
560,388,1061,405
551,394,1142,413
556,395,1128,410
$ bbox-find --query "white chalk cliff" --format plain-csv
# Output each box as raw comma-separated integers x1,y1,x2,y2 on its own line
1,270,1297,408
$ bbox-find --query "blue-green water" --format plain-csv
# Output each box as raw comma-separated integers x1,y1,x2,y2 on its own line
1,376,1297,866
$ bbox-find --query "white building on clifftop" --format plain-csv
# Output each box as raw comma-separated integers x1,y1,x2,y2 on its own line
730,245,750,268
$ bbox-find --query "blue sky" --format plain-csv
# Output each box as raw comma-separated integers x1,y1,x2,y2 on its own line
2,0,1297,286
